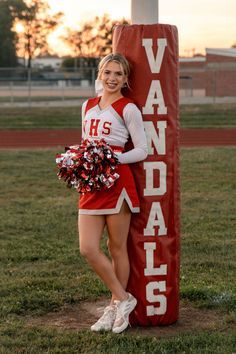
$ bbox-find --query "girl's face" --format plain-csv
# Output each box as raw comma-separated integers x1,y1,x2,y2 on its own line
100,61,127,95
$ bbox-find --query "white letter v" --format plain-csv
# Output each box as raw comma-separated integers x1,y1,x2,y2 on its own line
142,38,167,73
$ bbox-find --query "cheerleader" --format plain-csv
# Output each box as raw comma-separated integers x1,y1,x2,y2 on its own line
78,53,148,333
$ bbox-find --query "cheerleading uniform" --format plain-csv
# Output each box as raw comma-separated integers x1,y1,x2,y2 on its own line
78,96,148,215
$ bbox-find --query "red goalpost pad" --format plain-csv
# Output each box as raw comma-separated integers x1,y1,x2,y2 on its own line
113,24,180,326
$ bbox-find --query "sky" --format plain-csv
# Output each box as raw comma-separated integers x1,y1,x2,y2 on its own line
47,0,236,57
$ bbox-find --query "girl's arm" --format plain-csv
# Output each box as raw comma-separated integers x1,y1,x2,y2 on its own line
117,103,148,164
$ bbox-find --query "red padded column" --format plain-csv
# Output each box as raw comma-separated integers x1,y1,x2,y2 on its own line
113,24,180,326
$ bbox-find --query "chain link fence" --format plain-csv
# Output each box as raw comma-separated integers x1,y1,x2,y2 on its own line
1,65,236,106
0,67,97,106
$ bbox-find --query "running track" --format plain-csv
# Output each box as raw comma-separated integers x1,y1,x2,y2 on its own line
0,129,235,148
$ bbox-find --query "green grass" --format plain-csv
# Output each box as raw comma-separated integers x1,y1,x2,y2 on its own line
0,324,235,354
0,147,235,352
0,103,236,130
180,148,236,311
0,107,82,130
180,103,236,128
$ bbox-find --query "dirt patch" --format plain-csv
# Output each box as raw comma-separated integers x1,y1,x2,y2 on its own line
26,299,226,336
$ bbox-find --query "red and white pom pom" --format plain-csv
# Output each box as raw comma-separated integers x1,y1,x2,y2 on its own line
56,139,120,194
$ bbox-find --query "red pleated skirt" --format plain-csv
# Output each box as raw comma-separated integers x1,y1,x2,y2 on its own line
78,162,140,215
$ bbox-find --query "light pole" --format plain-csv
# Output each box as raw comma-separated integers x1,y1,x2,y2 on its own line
131,0,159,24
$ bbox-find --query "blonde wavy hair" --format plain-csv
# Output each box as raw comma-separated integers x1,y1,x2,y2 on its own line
97,53,131,88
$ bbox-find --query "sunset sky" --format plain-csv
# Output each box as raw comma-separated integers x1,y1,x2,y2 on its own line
47,0,236,57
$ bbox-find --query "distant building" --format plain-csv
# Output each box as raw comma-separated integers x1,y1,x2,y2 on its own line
18,56,63,69
205,48,236,97
180,48,236,97
31,56,63,69
179,56,206,97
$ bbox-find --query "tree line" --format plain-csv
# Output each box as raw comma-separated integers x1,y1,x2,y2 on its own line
0,0,129,69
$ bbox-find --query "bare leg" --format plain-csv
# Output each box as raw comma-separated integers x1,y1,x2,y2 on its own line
78,214,127,301
106,201,131,303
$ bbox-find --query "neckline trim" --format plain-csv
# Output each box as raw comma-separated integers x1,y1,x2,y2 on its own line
97,96,125,112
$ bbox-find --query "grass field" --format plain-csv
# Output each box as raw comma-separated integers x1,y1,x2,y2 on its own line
0,106,81,130
0,147,235,353
0,103,236,130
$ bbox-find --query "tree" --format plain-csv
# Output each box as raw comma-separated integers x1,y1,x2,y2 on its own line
97,15,129,56
14,0,63,68
0,0,25,67
62,14,130,62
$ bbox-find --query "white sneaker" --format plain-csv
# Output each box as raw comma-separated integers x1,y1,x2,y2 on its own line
91,305,116,332
112,293,137,334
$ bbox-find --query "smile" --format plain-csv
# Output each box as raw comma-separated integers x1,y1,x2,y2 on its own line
107,83,118,88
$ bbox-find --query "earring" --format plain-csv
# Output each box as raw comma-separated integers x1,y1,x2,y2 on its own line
123,82,128,88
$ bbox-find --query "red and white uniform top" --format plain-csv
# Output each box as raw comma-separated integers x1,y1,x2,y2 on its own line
81,96,148,164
